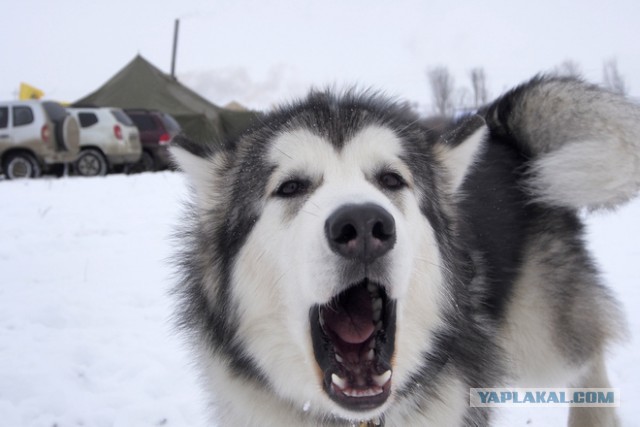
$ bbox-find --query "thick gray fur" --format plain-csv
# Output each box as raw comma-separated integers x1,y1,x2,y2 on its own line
485,76,640,209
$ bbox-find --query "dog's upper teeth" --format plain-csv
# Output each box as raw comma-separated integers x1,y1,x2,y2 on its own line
331,373,348,389
372,297,382,322
372,370,392,387
367,282,378,293
335,353,344,364
365,348,375,361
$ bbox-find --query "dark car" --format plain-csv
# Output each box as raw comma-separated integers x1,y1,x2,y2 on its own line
124,109,181,172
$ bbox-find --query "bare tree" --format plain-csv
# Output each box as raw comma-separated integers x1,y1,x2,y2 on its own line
602,58,628,95
469,67,488,108
554,59,582,78
428,66,455,116
455,87,471,111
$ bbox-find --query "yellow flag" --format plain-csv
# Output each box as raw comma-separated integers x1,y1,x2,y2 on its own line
19,82,45,100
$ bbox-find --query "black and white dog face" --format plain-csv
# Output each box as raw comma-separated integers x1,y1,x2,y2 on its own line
171,77,640,426
171,92,487,421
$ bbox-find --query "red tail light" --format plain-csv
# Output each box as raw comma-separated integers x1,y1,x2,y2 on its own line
114,125,123,140
41,124,50,143
158,132,171,145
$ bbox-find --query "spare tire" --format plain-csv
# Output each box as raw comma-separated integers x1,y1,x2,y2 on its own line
60,115,80,152
42,101,78,152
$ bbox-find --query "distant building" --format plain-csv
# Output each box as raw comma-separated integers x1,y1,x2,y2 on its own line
224,101,249,112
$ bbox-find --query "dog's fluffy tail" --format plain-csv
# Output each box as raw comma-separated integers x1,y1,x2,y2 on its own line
484,75,640,210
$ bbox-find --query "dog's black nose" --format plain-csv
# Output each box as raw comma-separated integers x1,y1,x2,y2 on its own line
325,203,396,263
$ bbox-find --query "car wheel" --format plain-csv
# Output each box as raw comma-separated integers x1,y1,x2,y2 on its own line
130,151,155,173
141,151,156,171
3,152,41,179
75,149,108,177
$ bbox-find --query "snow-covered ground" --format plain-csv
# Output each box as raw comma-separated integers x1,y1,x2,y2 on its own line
0,172,637,426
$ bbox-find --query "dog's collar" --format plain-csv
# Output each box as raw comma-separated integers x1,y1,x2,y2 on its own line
357,417,384,427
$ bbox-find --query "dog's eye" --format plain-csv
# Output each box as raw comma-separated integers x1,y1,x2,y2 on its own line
378,172,406,191
275,179,309,198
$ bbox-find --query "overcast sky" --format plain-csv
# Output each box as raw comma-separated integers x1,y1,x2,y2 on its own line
3,0,639,112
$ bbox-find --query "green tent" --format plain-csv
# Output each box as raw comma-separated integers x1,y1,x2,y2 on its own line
75,55,259,145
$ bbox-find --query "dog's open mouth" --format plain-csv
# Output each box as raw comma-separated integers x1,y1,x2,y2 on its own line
310,279,397,411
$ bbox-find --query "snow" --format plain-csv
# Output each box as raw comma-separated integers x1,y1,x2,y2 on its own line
0,173,208,427
0,172,637,426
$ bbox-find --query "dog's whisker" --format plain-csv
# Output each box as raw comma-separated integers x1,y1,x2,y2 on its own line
254,249,269,263
301,209,320,217
413,257,454,275
273,147,293,159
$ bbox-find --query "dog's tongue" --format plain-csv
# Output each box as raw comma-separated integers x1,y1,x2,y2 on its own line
324,286,375,344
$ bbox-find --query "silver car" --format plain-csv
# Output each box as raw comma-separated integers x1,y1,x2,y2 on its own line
0,100,80,179
67,107,141,176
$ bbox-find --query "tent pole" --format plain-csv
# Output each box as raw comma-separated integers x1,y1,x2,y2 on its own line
171,19,180,78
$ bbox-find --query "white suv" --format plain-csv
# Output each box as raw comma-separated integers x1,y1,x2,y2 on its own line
67,107,142,176
0,100,80,179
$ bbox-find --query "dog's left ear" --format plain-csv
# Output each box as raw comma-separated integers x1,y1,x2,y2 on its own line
434,115,487,193
169,135,223,208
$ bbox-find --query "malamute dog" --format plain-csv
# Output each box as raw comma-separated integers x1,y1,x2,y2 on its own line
170,76,639,426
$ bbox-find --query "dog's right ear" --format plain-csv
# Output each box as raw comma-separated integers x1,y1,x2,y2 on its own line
434,115,487,194
169,136,223,208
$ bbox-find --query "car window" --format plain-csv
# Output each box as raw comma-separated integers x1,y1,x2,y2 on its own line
111,110,134,126
160,113,181,132
13,106,34,126
78,112,98,128
128,114,157,131
0,107,8,129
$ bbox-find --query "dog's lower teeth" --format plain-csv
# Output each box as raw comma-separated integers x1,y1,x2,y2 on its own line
335,353,344,363
366,349,375,361
343,387,384,398
332,373,348,389
372,370,392,387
